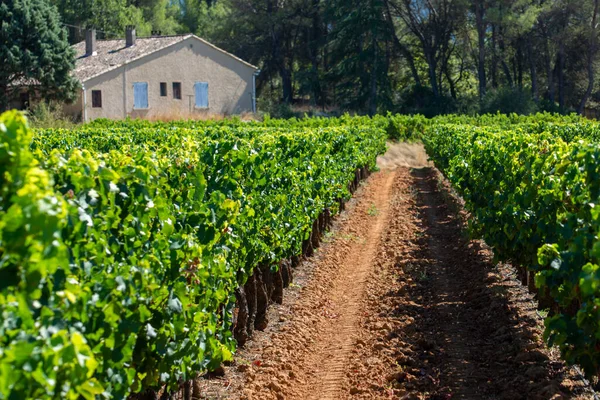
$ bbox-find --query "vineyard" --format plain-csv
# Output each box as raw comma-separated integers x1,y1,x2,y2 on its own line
3,110,600,399
424,119,600,376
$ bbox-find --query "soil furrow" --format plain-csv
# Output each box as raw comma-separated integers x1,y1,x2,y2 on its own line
412,168,479,398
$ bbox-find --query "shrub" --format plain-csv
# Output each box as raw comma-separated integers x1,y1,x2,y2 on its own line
480,87,538,115
28,100,77,129
396,84,457,118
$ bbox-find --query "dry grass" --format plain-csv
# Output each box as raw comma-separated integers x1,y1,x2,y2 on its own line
377,142,432,170
288,103,340,115
143,109,259,122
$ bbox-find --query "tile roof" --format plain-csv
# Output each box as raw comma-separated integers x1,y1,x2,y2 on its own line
72,34,257,82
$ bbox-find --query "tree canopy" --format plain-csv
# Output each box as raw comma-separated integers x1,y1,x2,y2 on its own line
0,0,79,111
4,0,600,116
169,0,600,116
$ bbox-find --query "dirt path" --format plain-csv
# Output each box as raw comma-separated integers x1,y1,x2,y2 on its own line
412,167,479,398
368,167,591,400
227,168,400,400
195,145,594,400
303,169,396,399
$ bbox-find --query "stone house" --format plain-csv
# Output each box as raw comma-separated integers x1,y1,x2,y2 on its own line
63,28,259,121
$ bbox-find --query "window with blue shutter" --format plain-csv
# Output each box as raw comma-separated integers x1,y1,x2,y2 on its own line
133,82,148,109
194,82,209,108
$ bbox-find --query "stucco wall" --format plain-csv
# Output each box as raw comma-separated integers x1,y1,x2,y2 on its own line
62,94,83,120
75,37,255,121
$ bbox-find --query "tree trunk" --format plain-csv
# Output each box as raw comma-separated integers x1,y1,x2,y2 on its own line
527,37,539,102
425,50,439,97
557,43,565,110
501,59,514,87
383,0,421,86
545,38,555,103
0,85,8,112
444,67,457,99
491,24,498,88
280,66,293,104
517,45,524,89
369,35,378,116
308,0,323,106
498,27,514,87
267,0,293,104
399,42,421,86
578,0,599,114
475,0,486,98
441,40,456,99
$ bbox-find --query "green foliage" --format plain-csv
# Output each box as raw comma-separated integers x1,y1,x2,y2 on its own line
178,0,230,39
0,110,97,399
0,0,80,111
139,0,182,35
27,101,77,129
396,85,457,118
325,0,395,114
423,115,600,377
0,110,386,399
480,87,539,115
50,0,181,40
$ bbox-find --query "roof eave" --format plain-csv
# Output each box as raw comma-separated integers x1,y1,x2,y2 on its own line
75,34,258,83
77,34,194,83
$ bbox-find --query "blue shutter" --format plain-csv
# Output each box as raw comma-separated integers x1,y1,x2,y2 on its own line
133,82,148,109
194,82,209,108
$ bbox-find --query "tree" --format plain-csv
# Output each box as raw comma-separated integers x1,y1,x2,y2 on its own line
224,0,315,104
392,0,468,99
326,0,395,114
578,0,599,114
0,0,79,111
177,0,231,38
487,0,541,99
133,0,181,35
50,0,154,41
473,0,487,98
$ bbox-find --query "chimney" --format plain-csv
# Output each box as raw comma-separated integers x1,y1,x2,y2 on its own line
126,26,136,47
85,28,97,56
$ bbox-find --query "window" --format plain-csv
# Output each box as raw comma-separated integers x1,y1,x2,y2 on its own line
194,82,209,108
19,92,30,110
173,82,182,99
160,82,167,97
133,82,148,109
91,90,102,108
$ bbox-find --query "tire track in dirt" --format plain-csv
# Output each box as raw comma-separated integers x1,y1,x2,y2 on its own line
302,169,396,399
411,167,478,399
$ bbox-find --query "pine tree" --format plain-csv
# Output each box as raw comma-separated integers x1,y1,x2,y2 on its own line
325,0,394,114
0,0,79,111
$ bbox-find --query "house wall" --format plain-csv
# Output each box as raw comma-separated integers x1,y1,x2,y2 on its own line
62,93,83,120
75,37,256,121
8,88,37,110
7,88,81,121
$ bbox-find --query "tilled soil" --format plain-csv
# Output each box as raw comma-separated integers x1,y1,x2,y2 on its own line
343,167,592,400
195,158,595,399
